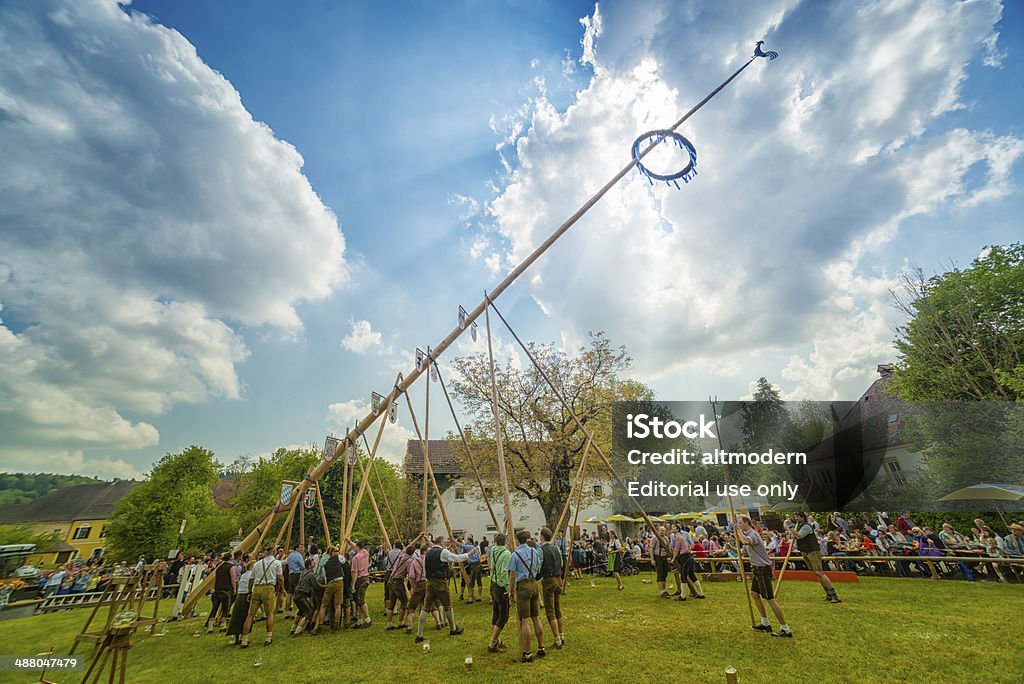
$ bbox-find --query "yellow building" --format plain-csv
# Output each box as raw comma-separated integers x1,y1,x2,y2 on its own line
0,480,137,567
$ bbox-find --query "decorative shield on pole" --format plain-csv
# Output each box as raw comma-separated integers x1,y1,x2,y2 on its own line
372,392,383,415
428,346,437,382
458,305,468,330
304,485,316,509
389,401,398,424
415,347,425,372
280,481,299,506
470,320,478,342
323,435,340,462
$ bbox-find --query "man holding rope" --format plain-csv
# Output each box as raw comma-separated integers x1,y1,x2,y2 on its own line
793,511,841,603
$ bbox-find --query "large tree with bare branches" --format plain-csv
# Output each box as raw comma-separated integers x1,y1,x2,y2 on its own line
450,332,651,530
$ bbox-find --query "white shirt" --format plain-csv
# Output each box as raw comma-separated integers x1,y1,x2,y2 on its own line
237,570,253,594
251,555,282,586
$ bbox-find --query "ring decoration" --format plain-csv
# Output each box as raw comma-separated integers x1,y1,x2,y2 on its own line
631,129,698,189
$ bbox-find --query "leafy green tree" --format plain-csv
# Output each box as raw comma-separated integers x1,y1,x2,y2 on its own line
891,243,1023,401
740,378,793,450
105,446,221,561
451,332,652,530
887,245,1024,507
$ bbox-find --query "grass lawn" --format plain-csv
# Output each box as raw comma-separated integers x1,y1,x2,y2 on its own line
1,574,1019,683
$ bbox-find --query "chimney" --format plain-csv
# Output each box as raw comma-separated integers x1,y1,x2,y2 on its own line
877,364,894,378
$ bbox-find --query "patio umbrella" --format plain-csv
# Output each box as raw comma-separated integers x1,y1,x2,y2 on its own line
669,512,702,520
938,483,1024,529
603,514,637,523
583,516,606,524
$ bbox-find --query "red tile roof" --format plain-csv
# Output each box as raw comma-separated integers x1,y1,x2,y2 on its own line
403,440,465,476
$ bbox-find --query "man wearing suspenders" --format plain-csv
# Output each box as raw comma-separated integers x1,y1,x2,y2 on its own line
413,536,475,643
508,529,545,663
539,527,565,649
240,546,283,648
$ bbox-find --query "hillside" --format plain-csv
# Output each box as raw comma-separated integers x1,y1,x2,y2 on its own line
0,473,103,505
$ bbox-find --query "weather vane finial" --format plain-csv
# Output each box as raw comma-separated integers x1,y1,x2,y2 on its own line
753,40,779,60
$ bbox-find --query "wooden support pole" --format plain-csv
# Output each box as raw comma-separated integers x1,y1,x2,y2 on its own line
360,429,402,541
403,384,470,583
254,508,275,552
436,365,501,531
710,398,756,627
554,434,594,539
486,299,670,553
354,451,392,550
562,443,591,594
342,405,390,553
316,483,333,549
340,429,351,551
371,455,401,539
274,499,298,550
484,302,516,542
773,533,797,597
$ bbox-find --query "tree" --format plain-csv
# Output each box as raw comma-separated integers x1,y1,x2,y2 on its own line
890,244,1023,402
451,331,651,530
740,378,793,450
105,446,221,561
888,245,1024,506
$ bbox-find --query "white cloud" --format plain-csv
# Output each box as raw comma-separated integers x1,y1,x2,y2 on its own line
579,3,603,71
981,32,1006,68
475,0,1016,397
341,319,384,354
0,0,347,467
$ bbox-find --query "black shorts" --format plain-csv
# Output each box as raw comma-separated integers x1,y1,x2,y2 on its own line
654,555,670,582
751,564,774,600
286,572,301,594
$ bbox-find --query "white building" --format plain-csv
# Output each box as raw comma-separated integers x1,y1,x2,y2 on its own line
403,439,616,542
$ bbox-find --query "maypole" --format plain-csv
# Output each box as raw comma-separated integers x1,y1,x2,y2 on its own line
183,41,778,613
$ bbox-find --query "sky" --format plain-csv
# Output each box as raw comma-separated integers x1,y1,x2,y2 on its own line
0,0,1021,480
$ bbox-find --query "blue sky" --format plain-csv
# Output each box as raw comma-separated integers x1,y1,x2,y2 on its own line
0,0,1021,479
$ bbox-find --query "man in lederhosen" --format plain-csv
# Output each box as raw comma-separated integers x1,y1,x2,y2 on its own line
539,527,565,649
414,536,475,643
651,525,672,598
793,511,841,603
508,529,545,663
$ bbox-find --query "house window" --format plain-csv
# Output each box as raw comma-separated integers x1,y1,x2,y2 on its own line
452,529,465,539
593,485,603,496
485,524,497,533
99,526,108,538
864,396,869,402
454,487,465,501
72,525,91,540
885,460,907,486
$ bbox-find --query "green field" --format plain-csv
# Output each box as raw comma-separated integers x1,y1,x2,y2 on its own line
2,574,1019,684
